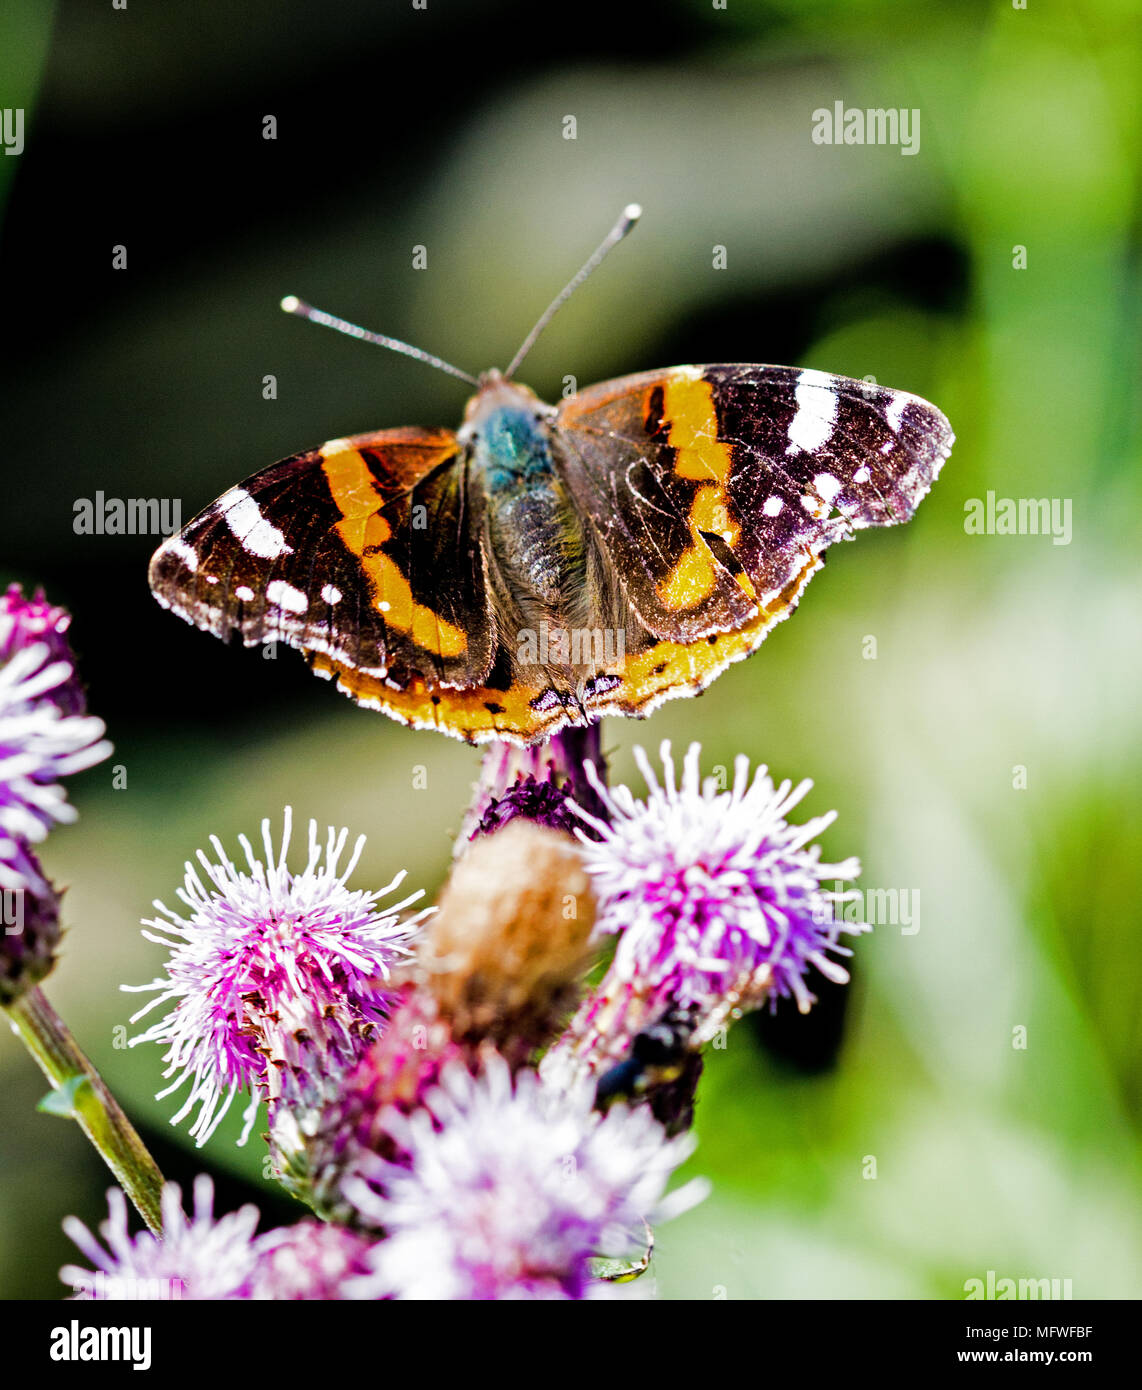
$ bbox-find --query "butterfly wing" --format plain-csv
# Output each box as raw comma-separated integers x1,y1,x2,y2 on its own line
149,427,497,703
151,365,951,746
554,363,952,718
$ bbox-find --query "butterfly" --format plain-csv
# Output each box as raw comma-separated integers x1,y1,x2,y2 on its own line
149,206,953,746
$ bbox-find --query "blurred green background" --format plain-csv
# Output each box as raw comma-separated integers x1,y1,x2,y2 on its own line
2,0,1140,1299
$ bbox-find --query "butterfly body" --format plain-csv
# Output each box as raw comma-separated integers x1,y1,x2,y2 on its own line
150,362,952,745
465,379,586,614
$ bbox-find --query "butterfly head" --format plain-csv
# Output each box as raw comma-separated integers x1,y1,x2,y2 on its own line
459,371,554,445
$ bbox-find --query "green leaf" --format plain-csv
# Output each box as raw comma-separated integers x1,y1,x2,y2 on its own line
37,1074,92,1117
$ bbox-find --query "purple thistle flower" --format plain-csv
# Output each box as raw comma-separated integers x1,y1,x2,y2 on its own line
572,742,867,1018
472,772,585,839
124,808,431,1146
0,832,49,898
344,1055,706,1300
0,585,88,717
0,586,108,999
0,590,110,850
61,1178,380,1301
250,1220,378,1300
462,726,609,843
60,1176,261,1300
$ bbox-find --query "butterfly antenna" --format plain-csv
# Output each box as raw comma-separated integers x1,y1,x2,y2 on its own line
280,296,480,386
504,203,642,380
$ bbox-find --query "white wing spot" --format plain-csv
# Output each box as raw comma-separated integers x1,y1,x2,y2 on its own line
234,585,255,602
853,466,871,483
219,488,293,560
885,394,910,432
321,585,342,605
785,369,838,456
813,473,843,504
161,537,198,573
763,495,784,517
266,580,308,614
378,600,391,613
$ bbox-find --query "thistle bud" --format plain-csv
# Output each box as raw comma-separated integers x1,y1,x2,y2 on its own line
422,820,596,1057
278,823,598,1220
0,846,62,1005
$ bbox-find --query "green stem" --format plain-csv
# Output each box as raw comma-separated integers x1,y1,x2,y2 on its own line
6,985,165,1234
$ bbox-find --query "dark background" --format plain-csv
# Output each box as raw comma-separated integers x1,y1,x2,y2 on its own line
1,0,1139,1299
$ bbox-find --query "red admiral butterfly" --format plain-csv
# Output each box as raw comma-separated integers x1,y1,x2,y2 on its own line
150,207,952,744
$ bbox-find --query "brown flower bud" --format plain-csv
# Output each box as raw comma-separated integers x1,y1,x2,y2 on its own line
421,820,596,1058
270,824,598,1220
0,850,62,1005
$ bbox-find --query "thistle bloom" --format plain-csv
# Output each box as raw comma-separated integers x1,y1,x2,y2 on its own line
572,742,867,1018
0,586,110,852
271,985,468,1222
250,1220,377,1300
0,586,109,1000
463,727,609,842
0,584,88,715
345,1055,706,1300
60,1176,261,1300
472,772,584,838
278,823,599,1219
61,1178,379,1301
125,809,431,1146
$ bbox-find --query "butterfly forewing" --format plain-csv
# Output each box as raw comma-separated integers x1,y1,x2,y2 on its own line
149,429,496,692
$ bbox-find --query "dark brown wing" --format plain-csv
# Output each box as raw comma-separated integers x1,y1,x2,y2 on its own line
149,427,497,695
556,364,953,641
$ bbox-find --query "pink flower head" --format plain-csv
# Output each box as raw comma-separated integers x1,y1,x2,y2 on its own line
0,586,109,851
345,1055,706,1300
574,742,867,1017
60,1177,261,1300
250,1220,377,1300
125,808,431,1145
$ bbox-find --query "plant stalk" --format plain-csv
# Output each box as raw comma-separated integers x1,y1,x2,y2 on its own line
6,985,165,1234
